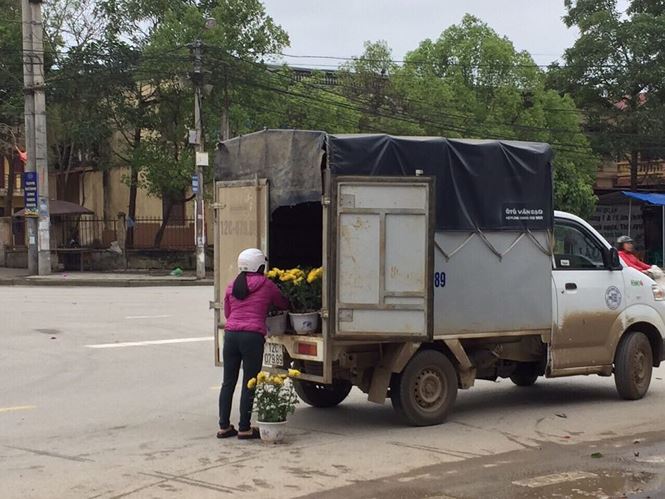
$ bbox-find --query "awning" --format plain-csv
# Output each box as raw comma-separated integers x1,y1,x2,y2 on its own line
13,200,94,217
620,191,665,266
622,191,665,206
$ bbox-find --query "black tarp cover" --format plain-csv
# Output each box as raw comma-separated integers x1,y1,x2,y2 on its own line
215,129,326,210
216,130,553,231
328,134,553,230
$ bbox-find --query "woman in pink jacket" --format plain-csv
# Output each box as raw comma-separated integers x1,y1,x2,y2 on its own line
217,248,289,440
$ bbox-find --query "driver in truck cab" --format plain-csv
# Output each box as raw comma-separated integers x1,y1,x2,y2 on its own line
617,235,654,274
217,248,289,440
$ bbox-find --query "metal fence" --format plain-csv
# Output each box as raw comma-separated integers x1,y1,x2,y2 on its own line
59,217,197,250
9,216,199,250
130,217,196,250
56,217,118,249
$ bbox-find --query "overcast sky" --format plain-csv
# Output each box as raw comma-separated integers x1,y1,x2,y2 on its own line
261,0,580,69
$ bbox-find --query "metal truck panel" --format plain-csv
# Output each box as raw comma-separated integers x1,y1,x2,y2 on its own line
433,230,552,336
213,180,269,366
331,177,434,340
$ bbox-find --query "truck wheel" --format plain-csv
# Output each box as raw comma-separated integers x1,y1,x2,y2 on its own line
390,350,457,426
293,379,352,408
615,332,653,400
510,363,539,387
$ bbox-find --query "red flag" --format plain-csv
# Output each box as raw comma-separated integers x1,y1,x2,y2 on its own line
15,146,27,164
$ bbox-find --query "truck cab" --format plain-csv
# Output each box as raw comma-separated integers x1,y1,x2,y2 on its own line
549,211,665,392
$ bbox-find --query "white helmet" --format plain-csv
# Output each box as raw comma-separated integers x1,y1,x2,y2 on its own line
237,248,267,273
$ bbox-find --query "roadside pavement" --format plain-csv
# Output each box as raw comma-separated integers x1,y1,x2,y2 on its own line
304,429,665,499
0,267,213,287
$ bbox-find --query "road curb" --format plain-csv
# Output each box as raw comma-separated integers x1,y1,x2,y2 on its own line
0,278,213,287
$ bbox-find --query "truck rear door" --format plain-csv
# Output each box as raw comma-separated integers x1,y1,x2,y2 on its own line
329,177,435,341
213,179,269,365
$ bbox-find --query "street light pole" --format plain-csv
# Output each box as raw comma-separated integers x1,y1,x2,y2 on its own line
21,0,51,275
190,40,206,279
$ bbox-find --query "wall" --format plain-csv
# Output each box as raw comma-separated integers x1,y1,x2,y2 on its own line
0,217,11,266
81,167,199,219
81,170,105,217
1,157,25,216
43,165,212,252
81,166,211,242
125,249,213,271
4,247,27,268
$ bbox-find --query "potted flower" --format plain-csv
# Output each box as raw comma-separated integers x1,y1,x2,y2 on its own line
267,267,323,334
265,307,288,336
247,369,300,443
265,269,288,336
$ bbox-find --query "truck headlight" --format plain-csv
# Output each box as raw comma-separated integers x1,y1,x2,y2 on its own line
652,284,665,301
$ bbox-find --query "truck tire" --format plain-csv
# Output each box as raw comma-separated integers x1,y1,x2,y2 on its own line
293,379,352,408
390,349,457,426
614,332,653,400
510,363,539,387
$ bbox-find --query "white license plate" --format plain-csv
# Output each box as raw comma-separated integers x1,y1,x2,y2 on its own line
263,343,284,367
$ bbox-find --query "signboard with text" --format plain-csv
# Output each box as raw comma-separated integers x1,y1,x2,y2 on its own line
589,204,644,249
23,172,38,217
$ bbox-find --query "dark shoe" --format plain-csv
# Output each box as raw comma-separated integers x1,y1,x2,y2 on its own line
216,426,238,439
237,427,261,440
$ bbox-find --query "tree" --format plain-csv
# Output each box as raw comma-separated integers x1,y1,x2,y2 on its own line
391,15,598,216
43,0,115,188
549,0,665,190
337,41,424,135
0,0,24,215
132,84,194,248
97,0,290,246
0,0,23,129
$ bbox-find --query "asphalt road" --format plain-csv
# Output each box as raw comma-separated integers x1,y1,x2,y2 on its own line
2,286,665,499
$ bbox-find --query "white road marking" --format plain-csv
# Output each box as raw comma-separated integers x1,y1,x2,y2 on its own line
124,315,172,320
0,405,36,414
637,455,665,464
513,471,598,488
397,473,432,483
86,337,213,349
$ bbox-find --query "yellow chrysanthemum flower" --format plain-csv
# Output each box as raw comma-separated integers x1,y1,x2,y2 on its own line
247,378,256,389
307,267,323,284
257,371,269,383
280,272,295,282
271,376,284,385
288,369,301,377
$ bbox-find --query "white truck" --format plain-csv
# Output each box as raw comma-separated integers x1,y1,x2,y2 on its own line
212,130,665,426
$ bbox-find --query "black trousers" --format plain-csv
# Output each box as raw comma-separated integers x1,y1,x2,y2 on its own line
218,331,265,432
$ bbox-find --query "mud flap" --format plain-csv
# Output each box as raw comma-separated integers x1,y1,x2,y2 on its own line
368,343,420,404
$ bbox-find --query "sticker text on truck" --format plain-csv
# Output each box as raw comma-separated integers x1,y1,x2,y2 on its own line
434,272,446,288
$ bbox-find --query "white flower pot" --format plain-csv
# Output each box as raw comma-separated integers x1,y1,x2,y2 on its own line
266,312,288,336
289,312,319,335
258,420,287,443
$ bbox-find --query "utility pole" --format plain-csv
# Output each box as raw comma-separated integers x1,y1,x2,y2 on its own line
220,73,230,141
190,40,206,279
21,0,51,275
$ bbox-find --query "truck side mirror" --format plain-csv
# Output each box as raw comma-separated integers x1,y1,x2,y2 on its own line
606,247,623,271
